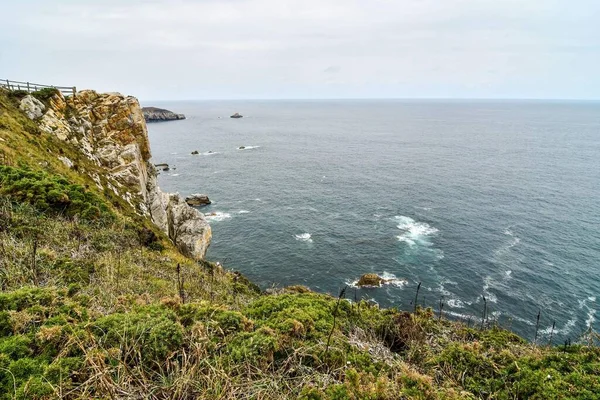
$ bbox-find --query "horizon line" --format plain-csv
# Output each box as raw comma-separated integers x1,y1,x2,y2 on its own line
139,97,600,103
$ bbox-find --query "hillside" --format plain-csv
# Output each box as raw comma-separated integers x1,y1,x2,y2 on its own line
0,87,598,399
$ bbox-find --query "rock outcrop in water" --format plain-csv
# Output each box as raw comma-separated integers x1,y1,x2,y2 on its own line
185,194,211,206
142,106,185,122
357,273,384,287
34,90,210,259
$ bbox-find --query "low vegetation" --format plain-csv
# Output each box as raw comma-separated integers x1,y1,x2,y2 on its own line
0,87,599,399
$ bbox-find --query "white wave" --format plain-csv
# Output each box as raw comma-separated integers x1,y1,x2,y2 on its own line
394,216,438,246
444,310,477,321
586,310,596,329
578,296,597,329
447,299,465,308
438,282,451,297
295,233,313,242
482,276,498,303
238,210,250,214
379,271,408,288
505,270,512,277
237,145,261,150
540,318,577,336
170,152,178,155
202,151,219,156
171,173,180,177
204,212,232,222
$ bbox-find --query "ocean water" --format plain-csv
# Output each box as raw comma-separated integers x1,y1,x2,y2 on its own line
146,99,600,342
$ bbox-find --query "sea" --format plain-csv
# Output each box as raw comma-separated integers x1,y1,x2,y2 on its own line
145,99,600,343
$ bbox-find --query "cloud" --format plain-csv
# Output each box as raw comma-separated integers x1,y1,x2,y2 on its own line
1,0,599,99
324,66,341,74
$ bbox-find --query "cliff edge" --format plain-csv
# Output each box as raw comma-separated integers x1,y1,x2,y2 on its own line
36,90,210,259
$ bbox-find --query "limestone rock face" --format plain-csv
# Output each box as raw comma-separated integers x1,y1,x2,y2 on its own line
19,95,45,119
167,194,211,259
39,90,211,259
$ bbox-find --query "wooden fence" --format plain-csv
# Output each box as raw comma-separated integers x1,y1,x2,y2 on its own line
0,79,76,96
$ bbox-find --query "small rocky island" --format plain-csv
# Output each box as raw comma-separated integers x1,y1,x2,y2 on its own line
230,112,243,118
185,194,211,206
142,107,185,122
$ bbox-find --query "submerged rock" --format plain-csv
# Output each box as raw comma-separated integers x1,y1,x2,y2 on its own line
185,194,211,206
142,107,185,122
191,150,199,155
238,146,246,150
357,273,384,287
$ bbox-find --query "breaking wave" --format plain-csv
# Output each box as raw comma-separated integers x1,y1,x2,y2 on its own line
295,233,313,242
394,216,438,246
204,212,232,222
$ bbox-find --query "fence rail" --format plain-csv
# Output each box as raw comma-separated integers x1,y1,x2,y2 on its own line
0,79,76,96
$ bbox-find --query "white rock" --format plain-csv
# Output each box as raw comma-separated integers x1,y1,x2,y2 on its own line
58,156,74,168
19,95,45,119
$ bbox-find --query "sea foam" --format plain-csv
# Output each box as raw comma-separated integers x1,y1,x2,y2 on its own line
394,216,438,246
295,233,313,242
204,212,232,222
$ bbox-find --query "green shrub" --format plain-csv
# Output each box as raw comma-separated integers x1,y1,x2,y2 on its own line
245,293,350,339
0,165,113,222
0,287,56,311
31,87,59,102
0,312,11,336
0,336,33,360
228,327,279,364
93,307,184,365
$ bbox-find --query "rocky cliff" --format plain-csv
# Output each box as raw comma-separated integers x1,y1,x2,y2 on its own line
142,106,185,122
22,91,210,259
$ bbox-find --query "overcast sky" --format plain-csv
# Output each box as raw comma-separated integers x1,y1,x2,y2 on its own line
1,0,599,100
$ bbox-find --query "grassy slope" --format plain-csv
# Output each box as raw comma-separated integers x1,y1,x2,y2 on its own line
0,88,599,399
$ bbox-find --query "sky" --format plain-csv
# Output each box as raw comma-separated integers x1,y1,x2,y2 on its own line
1,0,599,100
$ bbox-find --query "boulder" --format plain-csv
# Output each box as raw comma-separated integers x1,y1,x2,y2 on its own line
230,112,243,118
185,194,211,206
357,273,384,287
19,95,45,119
238,146,246,150
191,150,199,155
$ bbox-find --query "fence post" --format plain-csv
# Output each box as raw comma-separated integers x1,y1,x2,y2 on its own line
5,79,9,90
27,82,30,92
72,86,76,97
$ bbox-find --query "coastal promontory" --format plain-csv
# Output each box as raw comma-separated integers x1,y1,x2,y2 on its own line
142,106,185,122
